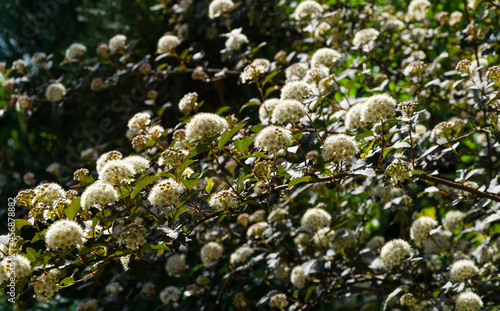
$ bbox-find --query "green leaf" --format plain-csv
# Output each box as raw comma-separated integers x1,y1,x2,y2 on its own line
65,198,81,220
131,175,159,199
15,219,32,231
215,106,230,115
218,121,247,149
188,143,210,159
239,101,260,114
181,178,200,190
234,136,255,153
262,68,280,87
288,176,316,188
206,178,214,194
25,247,39,262
305,285,317,303
60,277,74,286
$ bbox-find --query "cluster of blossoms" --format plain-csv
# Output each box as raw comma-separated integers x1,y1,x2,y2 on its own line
185,113,229,142
158,147,188,169
321,134,358,163
259,98,280,123
65,43,86,60
380,239,412,269
0,255,31,284
117,223,147,250
431,118,465,140
310,48,342,69
285,62,308,81
240,64,266,83
230,246,254,265
254,126,292,154
208,0,234,19
362,94,397,124
280,81,314,102
157,35,181,54
455,292,483,311
410,216,438,245
224,32,249,51
300,207,331,230
271,99,307,124
403,60,426,77
290,266,307,289
209,190,240,211
45,83,66,102
178,92,198,114
385,159,412,186
80,181,118,211
159,286,181,304
294,0,323,20
33,270,60,302
148,178,186,207
449,259,479,282
353,28,380,45
269,293,288,309
45,220,84,250
443,210,465,232
247,222,269,238
165,254,187,276
200,242,224,266
109,34,127,54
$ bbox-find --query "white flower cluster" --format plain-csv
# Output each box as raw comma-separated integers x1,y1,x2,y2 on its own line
331,228,356,251
280,81,313,102
208,0,234,19
443,210,465,232
311,48,342,69
45,83,66,102
345,102,367,130
271,99,307,124
259,98,280,123
380,239,411,269
160,286,181,304
254,126,292,154
0,255,31,284
185,112,229,142
200,242,224,266
353,28,380,45
80,181,118,211
99,160,135,186
267,208,288,224
117,223,147,250
45,219,84,250
106,282,123,295
159,147,188,169
251,58,270,71
209,190,240,211
312,227,335,247
301,207,331,231
240,64,266,83
385,159,412,186
290,266,306,289
225,33,249,51
407,0,431,21
410,216,438,245
32,182,66,208
65,43,86,60
34,270,60,302
269,293,288,309
157,35,181,54
109,34,127,54
230,246,254,265
449,259,478,282
303,67,329,85
148,178,186,207
431,118,465,140
322,134,358,163
165,254,186,276
285,62,308,81
314,22,331,39
294,0,323,20
362,94,397,123
96,150,123,173
122,155,149,173
179,92,198,113
128,112,151,131
455,292,483,311
247,222,269,238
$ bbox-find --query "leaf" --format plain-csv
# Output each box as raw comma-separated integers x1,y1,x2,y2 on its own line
25,247,39,262
131,175,159,199
15,219,33,231
60,277,74,286
234,136,255,153
384,286,408,310
181,178,199,190
305,285,317,303
206,177,214,194
218,121,247,149
288,176,316,188
65,198,81,220
239,101,260,113
262,68,281,87
187,143,210,159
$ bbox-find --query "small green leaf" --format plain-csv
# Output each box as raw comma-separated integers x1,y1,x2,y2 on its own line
206,178,214,194
188,143,210,159
234,136,255,153
218,121,247,149
262,68,280,87
65,198,81,220
15,219,33,231
288,176,316,188
60,277,74,286
239,101,260,113
181,178,200,190
131,175,159,199
305,285,317,303
25,247,39,262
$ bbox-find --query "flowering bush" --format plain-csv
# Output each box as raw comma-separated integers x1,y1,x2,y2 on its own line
1,0,500,310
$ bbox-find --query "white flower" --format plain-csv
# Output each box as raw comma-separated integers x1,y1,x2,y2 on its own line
455,292,483,311
32,183,66,208
45,83,66,102
410,216,438,245
225,33,249,51
157,35,181,54
31,52,46,65
230,246,254,265
361,94,397,123
247,222,269,238
240,64,266,83
81,181,118,211
449,12,463,26
96,151,123,174
303,67,329,85
311,48,342,69
290,266,306,289
185,112,229,142
200,242,224,266
109,34,127,54
259,98,280,123
443,210,465,232
122,155,149,173
269,293,288,309
99,160,135,185
0,255,31,283
331,228,356,251
165,254,186,276
254,126,292,154
280,80,314,102
450,259,479,282
148,178,186,207
271,99,307,124
294,0,323,20
65,43,87,60
301,207,331,231
106,282,123,295
285,62,309,81
148,125,165,140
380,239,411,269
312,227,335,247
345,102,367,130
178,92,198,113
251,58,271,72
45,219,84,250
128,112,151,131
322,134,358,163
208,0,234,19
209,190,240,211
382,19,405,32
160,286,181,304
407,0,431,21
117,223,147,250
353,28,380,45
34,269,60,302
314,22,331,39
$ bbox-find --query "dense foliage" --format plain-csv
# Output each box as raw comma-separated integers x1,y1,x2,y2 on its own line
1,0,500,310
